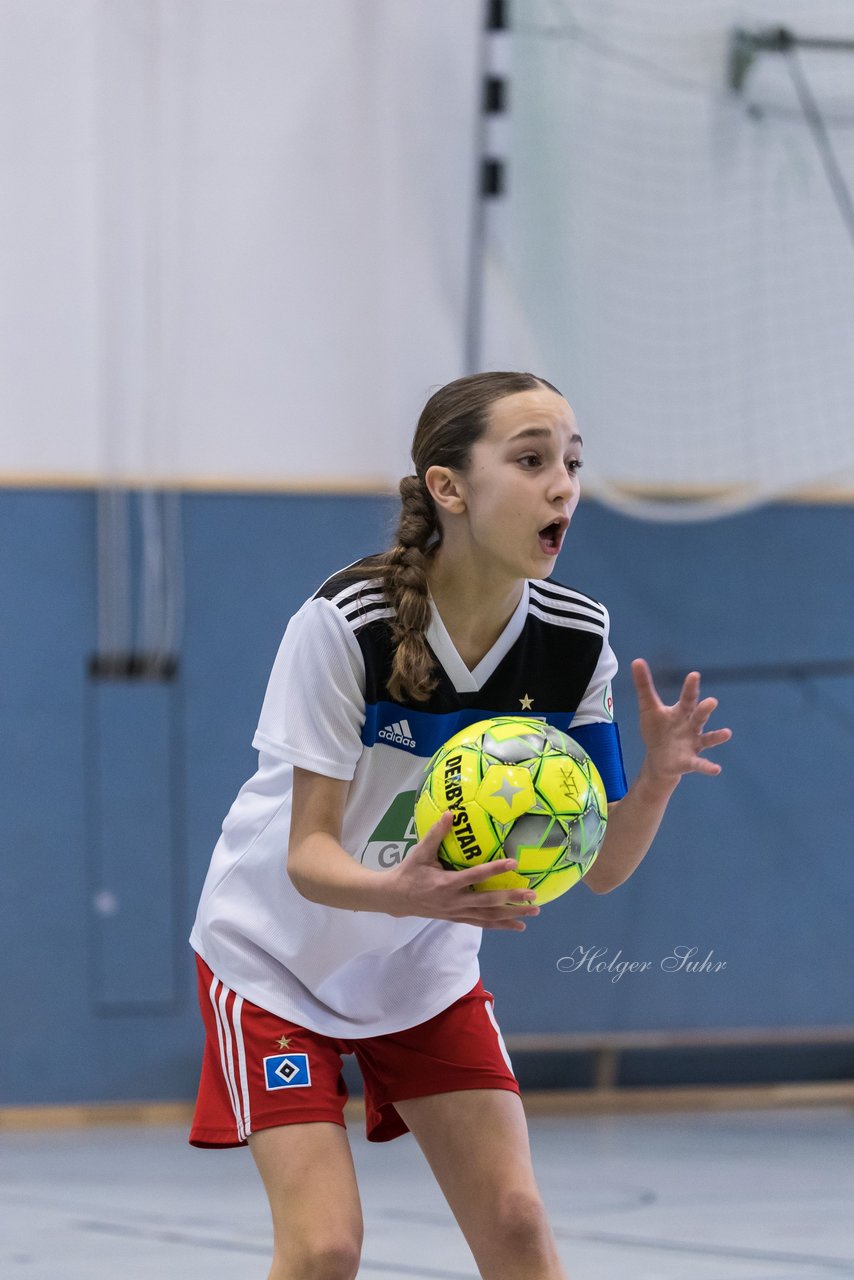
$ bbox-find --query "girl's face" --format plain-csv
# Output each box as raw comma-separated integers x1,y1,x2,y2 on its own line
433,386,583,584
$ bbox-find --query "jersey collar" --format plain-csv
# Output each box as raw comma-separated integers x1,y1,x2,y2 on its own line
426,581,530,693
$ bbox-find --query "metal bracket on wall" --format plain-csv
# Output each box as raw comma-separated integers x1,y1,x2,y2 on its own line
727,26,854,95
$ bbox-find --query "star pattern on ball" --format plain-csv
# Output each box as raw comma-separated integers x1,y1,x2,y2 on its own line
489,775,527,809
519,693,534,710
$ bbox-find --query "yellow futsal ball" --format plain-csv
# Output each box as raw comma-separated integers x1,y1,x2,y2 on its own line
413,716,608,906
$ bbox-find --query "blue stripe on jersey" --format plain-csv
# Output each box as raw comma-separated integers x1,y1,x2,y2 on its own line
360,702,628,801
566,721,628,801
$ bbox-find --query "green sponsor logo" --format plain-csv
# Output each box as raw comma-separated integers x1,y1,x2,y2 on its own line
360,790,418,869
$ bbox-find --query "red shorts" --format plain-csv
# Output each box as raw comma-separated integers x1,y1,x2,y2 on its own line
190,955,519,1147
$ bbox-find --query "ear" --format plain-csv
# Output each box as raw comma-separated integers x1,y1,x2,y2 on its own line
424,464,467,515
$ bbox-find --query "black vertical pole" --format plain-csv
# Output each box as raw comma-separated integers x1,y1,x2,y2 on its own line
464,0,509,373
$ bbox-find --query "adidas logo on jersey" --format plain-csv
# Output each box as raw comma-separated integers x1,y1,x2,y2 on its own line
378,718,416,749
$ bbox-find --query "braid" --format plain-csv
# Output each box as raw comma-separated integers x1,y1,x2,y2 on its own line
384,475,438,703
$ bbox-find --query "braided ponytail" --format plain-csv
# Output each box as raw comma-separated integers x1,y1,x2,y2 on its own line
382,371,562,703
385,475,438,703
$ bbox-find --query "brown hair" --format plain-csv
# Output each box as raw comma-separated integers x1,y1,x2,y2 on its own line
382,371,561,702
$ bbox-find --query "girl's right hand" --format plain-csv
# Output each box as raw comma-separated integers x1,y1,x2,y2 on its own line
385,812,540,930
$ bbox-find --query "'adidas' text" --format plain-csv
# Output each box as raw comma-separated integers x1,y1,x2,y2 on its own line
378,719,416,749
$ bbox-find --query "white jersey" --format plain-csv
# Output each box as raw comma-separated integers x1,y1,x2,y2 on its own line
190,562,627,1038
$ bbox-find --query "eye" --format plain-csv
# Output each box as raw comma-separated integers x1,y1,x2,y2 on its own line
566,458,583,474
518,452,542,469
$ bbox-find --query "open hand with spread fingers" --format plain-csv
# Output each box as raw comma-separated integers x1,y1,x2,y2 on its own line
631,658,732,792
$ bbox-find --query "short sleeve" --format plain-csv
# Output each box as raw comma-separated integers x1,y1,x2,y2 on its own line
568,606,628,800
571,605,617,727
252,598,366,781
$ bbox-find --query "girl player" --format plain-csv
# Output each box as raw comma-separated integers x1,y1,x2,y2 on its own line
190,371,731,1280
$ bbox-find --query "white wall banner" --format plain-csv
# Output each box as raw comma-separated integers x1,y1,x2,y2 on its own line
0,1,480,486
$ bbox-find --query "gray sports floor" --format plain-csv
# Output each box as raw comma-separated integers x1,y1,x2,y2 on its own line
2,1106,853,1279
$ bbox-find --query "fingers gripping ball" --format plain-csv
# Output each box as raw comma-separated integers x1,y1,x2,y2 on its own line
413,716,608,906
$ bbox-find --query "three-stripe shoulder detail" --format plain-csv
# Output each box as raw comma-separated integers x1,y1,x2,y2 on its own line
325,578,395,632
529,580,606,631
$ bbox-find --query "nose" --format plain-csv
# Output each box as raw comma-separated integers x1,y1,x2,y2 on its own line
547,459,575,505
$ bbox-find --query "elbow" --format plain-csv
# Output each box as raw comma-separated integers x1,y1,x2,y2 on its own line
582,865,621,895
584,878,614,895
287,865,307,898
286,851,315,901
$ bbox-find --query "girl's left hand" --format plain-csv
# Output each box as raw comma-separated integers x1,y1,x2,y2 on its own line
631,658,732,791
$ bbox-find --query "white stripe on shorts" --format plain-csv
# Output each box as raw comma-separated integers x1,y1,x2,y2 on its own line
209,977,249,1142
231,995,252,1140
485,999,514,1073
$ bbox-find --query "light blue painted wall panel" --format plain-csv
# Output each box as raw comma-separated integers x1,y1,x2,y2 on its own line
87,682,180,1009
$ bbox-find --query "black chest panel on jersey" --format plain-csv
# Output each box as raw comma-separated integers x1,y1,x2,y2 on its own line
315,562,604,717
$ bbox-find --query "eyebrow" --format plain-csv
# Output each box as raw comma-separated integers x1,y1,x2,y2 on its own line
509,427,583,446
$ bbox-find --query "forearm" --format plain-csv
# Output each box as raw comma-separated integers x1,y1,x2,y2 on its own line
583,758,678,893
290,816,538,930
288,832,403,915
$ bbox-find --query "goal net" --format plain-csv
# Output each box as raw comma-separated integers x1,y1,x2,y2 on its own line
480,0,854,519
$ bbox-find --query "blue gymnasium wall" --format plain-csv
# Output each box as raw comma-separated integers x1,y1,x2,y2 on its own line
2,489,853,1105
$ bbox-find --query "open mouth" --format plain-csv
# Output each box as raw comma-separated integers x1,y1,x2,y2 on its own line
538,518,568,556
